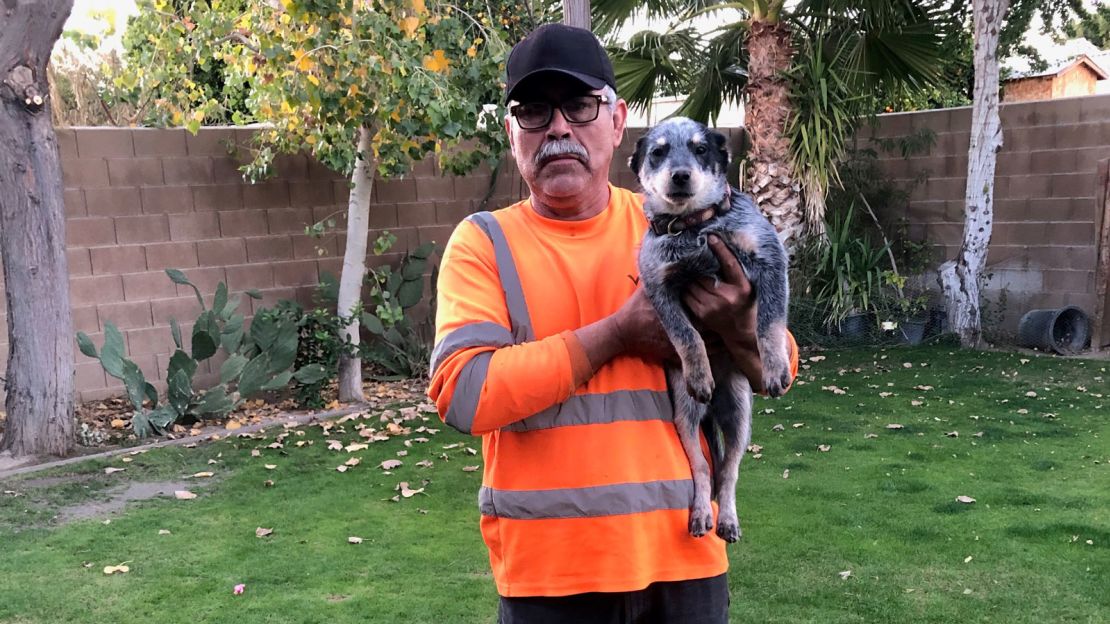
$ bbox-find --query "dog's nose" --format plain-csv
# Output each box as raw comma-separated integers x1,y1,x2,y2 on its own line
671,170,691,186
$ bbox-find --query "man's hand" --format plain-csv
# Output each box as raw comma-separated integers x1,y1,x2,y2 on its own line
683,234,765,391
610,287,677,361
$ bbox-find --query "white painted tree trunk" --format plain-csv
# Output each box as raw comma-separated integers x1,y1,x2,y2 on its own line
337,126,376,402
939,0,1009,348
563,0,591,29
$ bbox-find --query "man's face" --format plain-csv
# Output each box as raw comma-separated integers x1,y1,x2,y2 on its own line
504,75,627,203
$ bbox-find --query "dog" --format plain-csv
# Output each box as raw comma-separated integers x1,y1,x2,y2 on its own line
630,117,792,542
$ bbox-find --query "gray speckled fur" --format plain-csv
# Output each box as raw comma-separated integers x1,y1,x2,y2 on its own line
631,117,790,542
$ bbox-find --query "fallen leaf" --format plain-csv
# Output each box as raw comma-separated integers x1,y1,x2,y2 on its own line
1017,409,1029,414
120,457,133,463
886,424,904,430
110,418,127,429
255,527,273,538
416,460,434,468
336,465,349,473
747,444,763,453
104,467,126,475
911,400,923,407
251,450,261,457
772,424,785,432
879,392,893,398
380,459,402,470
964,556,973,563
327,440,343,451
226,420,242,431
464,447,478,455
914,385,934,391
264,464,277,470
158,529,171,535
348,536,363,544
782,469,790,479
864,433,879,439
344,457,361,467
345,443,369,453
103,565,130,575
838,570,852,580
808,355,826,362
462,465,480,472
1026,391,1037,398
818,444,831,452
397,482,424,498
945,431,959,438
192,471,214,478
174,490,197,500
903,362,913,368
233,583,245,595
956,495,976,504
264,480,274,487
822,386,846,395
792,422,805,429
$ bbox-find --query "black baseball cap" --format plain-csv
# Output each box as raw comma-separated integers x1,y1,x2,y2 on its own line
504,24,617,103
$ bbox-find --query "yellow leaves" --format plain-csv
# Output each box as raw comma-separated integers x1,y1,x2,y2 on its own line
305,134,317,146
411,0,427,15
103,564,130,575
399,16,421,38
171,110,184,126
307,73,320,86
347,84,359,97
293,49,315,73
466,46,477,58
423,49,449,73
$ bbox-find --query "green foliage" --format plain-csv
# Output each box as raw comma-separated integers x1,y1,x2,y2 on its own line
1065,0,1110,48
359,233,437,378
793,205,889,329
124,0,510,177
264,293,351,410
77,270,323,437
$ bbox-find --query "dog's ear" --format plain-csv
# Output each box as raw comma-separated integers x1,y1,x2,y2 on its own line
707,129,730,173
628,135,648,182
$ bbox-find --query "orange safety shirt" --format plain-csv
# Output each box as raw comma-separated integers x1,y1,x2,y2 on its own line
427,184,799,597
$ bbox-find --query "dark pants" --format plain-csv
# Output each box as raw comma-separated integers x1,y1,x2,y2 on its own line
497,574,729,624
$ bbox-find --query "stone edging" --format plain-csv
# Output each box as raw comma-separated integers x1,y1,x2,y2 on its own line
0,403,366,482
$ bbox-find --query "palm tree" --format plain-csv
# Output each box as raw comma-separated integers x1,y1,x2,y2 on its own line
595,0,944,248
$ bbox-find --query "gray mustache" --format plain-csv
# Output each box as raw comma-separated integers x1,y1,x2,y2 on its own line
535,140,589,167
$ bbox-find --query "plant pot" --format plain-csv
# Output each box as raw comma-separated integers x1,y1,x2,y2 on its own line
899,318,927,345
928,307,947,337
837,312,872,340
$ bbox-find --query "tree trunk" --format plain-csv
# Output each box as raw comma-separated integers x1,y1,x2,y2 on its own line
337,125,376,402
744,19,804,250
0,0,76,459
939,0,1008,348
563,0,590,30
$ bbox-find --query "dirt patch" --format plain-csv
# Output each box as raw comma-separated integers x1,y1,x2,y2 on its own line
56,480,197,524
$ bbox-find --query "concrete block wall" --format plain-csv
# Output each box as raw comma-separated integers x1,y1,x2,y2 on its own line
861,94,1110,331
32,127,525,402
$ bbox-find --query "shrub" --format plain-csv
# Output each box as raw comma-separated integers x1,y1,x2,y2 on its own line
77,270,327,437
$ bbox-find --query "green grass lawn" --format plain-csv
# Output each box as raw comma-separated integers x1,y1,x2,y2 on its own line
1,346,1108,623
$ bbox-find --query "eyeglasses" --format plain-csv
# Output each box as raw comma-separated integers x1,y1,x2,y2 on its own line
510,95,610,130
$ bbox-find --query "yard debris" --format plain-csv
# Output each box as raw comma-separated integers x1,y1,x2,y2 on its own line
945,431,959,438
886,424,904,430
818,444,831,452
416,460,434,468
348,536,363,544
808,356,826,362
864,433,879,439
380,459,402,470
234,584,246,595
462,465,480,472
838,570,851,580
782,469,790,479
397,482,424,498
344,443,368,453
158,529,171,535
191,471,214,478
792,422,805,428
771,424,785,431
822,385,846,395
264,464,277,470
174,490,197,500
255,527,273,538
104,467,125,475
747,444,763,453
964,556,973,563
103,564,130,575
956,495,976,504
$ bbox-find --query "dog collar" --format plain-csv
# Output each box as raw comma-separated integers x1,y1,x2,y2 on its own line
649,190,732,237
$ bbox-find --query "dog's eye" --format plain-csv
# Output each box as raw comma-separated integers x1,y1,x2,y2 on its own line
694,144,707,155
650,147,667,158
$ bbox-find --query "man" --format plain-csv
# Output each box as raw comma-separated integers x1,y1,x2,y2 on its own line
427,23,798,623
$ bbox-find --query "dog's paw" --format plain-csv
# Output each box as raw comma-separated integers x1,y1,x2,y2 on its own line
685,373,715,404
715,518,741,543
762,367,793,398
688,505,715,538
